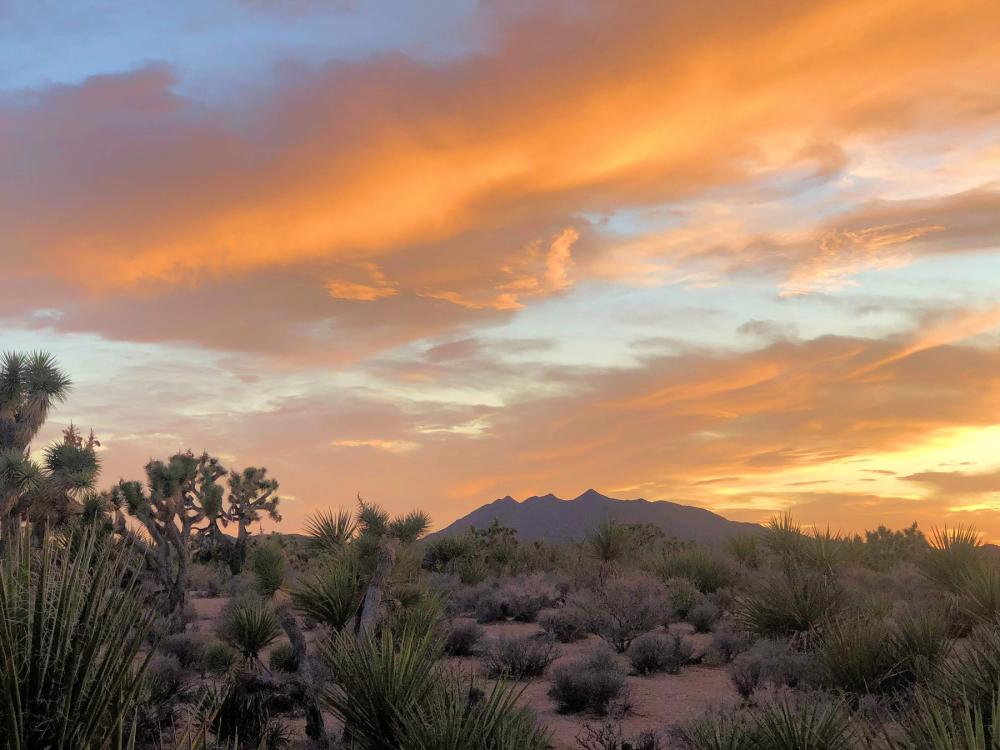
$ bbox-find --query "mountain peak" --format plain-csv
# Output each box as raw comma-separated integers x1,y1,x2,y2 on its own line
428,490,760,544
574,488,609,502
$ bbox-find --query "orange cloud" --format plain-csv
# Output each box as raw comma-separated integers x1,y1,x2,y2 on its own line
3,0,998,293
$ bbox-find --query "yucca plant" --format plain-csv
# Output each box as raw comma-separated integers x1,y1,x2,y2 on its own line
930,625,1000,726
959,565,1000,624
0,523,155,750
918,526,983,594
737,569,843,639
898,689,1000,750
890,608,954,686
291,552,361,631
675,711,753,750
219,597,281,668
751,697,857,749
816,615,900,697
764,513,805,560
321,624,444,749
304,508,357,554
586,520,632,573
398,679,551,750
249,541,286,597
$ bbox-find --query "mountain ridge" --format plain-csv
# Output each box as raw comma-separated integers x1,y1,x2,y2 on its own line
427,489,760,544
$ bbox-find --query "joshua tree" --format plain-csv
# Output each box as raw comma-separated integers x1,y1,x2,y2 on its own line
0,352,100,528
197,465,282,574
110,451,223,625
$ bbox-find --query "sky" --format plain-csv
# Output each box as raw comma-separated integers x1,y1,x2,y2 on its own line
4,0,1000,538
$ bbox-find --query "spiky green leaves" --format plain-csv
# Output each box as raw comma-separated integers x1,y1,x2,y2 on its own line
0,524,155,750
219,597,281,667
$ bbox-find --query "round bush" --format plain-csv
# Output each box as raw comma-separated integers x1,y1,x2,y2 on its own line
482,634,558,678
268,641,298,672
539,607,590,643
444,619,485,656
627,632,693,675
203,641,237,675
548,647,626,714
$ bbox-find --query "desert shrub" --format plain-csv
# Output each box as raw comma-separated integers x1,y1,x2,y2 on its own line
889,608,954,686
689,602,720,633
203,640,237,674
549,646,627,714
728,653,763,702
918,525,983,594
540,606,590,642
474,588,509,623
727,534,762,569
900,688,1000,750
250,541,287,596
443,619,484,656
656,547,734,593
576,720,664,750
932,623,1000,721
665,576,701,621
580,575,668,652
730,640,819,698
482,634,558,678
504,574,558,622
220,596,282,666
161,632,207,669
673,711,752,749
737,570,843,638
189,562,227,597
290,553,361,631
800,528,848,573
226,571,258,598
213,677,291,750
627,632,693,675
816,616,899,696
146,654,185,699
709,623,753,664
268,641,297,672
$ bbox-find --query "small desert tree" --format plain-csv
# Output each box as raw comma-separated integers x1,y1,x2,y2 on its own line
0,353,101,530
197,465,282,574
111,451,224,625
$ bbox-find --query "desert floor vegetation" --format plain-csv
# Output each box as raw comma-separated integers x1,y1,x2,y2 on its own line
6,353,1000,748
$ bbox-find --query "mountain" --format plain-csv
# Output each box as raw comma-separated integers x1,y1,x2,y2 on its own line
427,489,759,544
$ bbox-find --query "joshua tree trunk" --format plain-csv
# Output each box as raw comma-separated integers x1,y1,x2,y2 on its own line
354,537,399,638
277,604,328,749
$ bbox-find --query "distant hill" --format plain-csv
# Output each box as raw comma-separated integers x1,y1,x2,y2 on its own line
427,489,760,545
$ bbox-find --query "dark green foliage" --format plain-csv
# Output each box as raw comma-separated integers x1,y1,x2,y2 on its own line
475,589,509,623
321,624,548,749
727,534,762,570
0,524,155,750
918,526,983,594
656,547,734,593
737,570,843,638
220,597,282,666
203,641,238,675
548,646,627,715
291,551,361,630
750,697,856,749
627,632,693,675
482,634,558,678
665,576,701,621
890,608,954,686
816,616,900,696
161,632,207,670
250,541,286,596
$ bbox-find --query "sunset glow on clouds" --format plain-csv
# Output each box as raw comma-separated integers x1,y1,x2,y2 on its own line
4,0,1000,536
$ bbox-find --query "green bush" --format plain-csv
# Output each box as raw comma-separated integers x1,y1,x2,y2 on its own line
250,541,287,597
917,526,983,594
665,577,701,621
737,570,843,638
689,603,720,633
203,640,237,674
220,596,282,666
656,547,734,593
816,616,899,696
751,697,856,749
161,632,207,670
291,552,361,631
890,608,954,686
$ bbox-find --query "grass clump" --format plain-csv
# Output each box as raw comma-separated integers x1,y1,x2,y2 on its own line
737,570,843,638
220,596,282,667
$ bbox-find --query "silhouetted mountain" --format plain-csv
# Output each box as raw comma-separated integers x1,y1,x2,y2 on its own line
427,489,759,544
